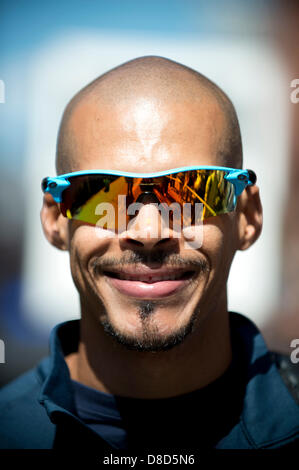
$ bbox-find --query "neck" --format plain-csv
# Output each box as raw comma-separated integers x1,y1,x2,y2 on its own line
65,293,232,399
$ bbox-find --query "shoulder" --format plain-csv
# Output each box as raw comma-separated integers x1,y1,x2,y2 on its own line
270,351,299,405
231,312,299,405
0,357,56,448
0,364,42,405
227,312,299,449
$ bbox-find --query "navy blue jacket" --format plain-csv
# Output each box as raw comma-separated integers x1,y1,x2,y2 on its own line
0,312,299,450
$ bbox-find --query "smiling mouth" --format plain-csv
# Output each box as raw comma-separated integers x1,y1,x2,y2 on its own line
104,270,195,282
103,268,196,298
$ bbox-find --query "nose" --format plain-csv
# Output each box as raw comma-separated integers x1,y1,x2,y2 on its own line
121,194,177,250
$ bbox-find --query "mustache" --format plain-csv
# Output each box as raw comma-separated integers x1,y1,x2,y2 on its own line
90,250,210,273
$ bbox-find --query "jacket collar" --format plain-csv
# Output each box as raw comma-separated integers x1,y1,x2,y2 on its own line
37,319,80,419
227,313,299,448
36,313,299,449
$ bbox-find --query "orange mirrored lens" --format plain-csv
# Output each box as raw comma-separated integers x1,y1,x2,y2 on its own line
60,170,235,229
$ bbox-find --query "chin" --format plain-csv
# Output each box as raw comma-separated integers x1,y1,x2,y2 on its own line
99,304,199,352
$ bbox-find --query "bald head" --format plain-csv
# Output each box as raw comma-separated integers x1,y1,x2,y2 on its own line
56,56,242,174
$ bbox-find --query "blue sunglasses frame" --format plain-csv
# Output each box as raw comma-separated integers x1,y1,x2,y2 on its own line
42,166,256,207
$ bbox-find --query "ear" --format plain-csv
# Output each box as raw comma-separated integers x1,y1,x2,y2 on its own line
40,193,69,250
236,184,263,251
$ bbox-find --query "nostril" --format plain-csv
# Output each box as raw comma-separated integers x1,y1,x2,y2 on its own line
156,238,172,246
136,192,160,204
125,238,144,247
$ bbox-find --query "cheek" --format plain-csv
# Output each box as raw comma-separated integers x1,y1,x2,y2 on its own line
200,217,237,274
67,223,112,284
201,225,224,271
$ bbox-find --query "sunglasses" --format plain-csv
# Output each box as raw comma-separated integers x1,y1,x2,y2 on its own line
41,166,256,230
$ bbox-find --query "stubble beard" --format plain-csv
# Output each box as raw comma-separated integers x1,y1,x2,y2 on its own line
101,300,199,352
91,250,209,352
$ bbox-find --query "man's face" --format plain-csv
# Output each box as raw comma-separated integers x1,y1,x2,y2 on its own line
57,95,240,351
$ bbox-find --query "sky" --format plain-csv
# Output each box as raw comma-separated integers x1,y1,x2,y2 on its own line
0,0,272,170
0,0,271,59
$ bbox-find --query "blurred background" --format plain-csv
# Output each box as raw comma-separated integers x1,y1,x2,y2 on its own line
0,0,298,386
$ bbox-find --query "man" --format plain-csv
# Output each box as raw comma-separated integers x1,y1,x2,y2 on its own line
0,56,299,453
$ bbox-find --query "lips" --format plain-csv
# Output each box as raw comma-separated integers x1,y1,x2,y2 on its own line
103,268,195,298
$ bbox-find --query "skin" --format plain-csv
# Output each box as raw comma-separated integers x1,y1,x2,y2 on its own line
41,57,263,399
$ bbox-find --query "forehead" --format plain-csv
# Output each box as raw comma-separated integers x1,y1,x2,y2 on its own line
65,93,227,173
